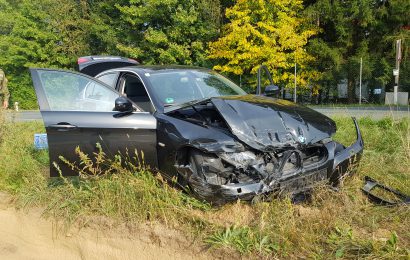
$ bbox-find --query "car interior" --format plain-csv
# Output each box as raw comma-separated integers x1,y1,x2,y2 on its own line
120,74,153,112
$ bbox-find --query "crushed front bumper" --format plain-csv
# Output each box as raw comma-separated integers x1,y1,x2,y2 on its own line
177,117,364,205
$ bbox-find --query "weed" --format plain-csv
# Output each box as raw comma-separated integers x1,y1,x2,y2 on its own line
205,225,277,255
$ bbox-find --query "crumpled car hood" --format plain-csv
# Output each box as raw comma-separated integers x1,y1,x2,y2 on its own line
166,95,337,151
211,95,336,150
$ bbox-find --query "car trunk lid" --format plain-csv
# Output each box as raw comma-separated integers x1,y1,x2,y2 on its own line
77,56,139,77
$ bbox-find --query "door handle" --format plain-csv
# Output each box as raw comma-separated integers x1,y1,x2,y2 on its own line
49,123,78,131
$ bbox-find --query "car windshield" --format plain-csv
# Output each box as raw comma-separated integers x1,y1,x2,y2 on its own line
146,70,246,106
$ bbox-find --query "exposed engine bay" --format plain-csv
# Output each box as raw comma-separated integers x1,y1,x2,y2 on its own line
169,104,230,131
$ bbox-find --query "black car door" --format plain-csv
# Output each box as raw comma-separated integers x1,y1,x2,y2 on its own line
30,68,157,177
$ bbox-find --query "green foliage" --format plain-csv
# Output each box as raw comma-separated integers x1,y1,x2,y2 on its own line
1,0,409,107
305,0,410,102
109,0,221,66
0,119,46,192
0,0,91,109
206,226,277,254
0,115,209,226
0,0,222,108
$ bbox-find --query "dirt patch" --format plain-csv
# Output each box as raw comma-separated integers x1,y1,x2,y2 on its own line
205,202,254,227
372,228,392,242
0,192,218,260
294,205,321,219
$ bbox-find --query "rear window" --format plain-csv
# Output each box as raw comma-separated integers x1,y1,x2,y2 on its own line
96,72,118,88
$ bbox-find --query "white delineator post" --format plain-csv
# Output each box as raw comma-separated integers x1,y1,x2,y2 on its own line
394,39,402,105
359,57,362,105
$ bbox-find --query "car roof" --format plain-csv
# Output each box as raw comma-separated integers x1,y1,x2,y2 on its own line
101,65,212,75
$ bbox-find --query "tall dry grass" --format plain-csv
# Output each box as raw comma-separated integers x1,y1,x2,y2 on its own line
0,115,409,259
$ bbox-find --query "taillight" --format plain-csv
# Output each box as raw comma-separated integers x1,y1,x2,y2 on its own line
128,58,138,63
77,57,90,64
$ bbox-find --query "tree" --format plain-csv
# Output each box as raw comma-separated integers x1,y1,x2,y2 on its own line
305,0,410,103
208,0,319,93
110,0,222,66
371,0,410,93
306,38,343,103
0,0,224,108
0,0,91,109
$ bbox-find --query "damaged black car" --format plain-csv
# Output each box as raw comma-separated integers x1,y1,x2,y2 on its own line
30,56,364,205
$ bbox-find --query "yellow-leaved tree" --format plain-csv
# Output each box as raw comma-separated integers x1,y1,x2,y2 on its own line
208,0,321,94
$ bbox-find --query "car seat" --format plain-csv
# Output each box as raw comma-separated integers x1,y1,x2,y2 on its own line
124,77,152,112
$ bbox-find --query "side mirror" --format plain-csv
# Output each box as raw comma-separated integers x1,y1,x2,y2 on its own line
114,96,133,112
264,84,280,97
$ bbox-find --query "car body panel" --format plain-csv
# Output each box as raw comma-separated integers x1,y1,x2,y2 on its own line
156,112,241,180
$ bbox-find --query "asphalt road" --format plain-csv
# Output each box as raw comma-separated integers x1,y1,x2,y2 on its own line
312,106,409,120
4,106,410,122
5,110,43,122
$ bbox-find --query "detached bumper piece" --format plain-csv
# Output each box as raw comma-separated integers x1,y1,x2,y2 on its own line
330,117,364,185
362,176,410,206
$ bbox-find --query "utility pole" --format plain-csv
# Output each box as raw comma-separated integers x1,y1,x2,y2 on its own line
393,39,402,105
359,57,362,105
294,63,297,103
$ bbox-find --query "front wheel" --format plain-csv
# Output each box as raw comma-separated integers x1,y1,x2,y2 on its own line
183,149,230,205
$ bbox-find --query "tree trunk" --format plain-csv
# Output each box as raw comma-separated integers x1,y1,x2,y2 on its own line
347,78,355,104
325,82,330,103
317,88,322,104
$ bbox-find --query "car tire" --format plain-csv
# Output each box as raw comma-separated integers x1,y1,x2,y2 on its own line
184,149,227,204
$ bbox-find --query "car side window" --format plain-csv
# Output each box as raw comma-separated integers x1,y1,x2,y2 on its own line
121,73,153,112
96,72,118,89
38,70,119,111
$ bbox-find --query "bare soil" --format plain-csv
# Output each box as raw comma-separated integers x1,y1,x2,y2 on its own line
0,192,218,260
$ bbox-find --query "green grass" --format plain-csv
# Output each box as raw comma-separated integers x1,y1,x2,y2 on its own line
308,103,410,109
0,110,409,259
